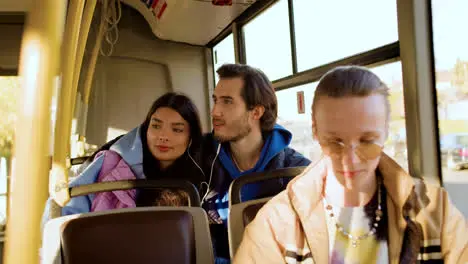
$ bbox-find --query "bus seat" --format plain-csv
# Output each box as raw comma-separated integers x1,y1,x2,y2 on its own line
49,179,201,219
228,197,271,258
242,202,267,226
227,166,306,258
41,207,214,264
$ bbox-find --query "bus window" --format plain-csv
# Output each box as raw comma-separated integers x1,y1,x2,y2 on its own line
213,33,235,84
432,0,468,216
292,0,398,71
370,61,408,171
277,82,319,161
244,0,292,81
0,76,21,232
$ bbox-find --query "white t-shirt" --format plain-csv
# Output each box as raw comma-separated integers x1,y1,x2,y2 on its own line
323,201,389,264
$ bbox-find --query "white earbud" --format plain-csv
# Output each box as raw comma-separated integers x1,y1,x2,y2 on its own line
200,143,221,206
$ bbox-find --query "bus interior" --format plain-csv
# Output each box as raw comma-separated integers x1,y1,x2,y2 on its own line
0,0,467,263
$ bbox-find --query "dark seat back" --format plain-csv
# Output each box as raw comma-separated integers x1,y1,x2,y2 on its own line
229,166,307,206
42,207,214,264
61,210,195,264
242,202,267,226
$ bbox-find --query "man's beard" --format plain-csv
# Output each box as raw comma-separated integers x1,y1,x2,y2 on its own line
214,115,252,143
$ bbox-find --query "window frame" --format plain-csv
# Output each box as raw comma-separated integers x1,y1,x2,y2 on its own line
205,0,443,185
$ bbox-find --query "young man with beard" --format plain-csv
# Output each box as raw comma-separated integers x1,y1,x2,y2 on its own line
201,64,311,262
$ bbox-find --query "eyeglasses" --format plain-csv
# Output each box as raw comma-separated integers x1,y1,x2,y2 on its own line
319,140,383,161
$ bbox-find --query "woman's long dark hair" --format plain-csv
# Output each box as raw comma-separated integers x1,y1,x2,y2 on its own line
136,92,204,206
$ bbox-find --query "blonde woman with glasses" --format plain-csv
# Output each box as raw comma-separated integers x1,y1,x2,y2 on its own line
233,66,468,264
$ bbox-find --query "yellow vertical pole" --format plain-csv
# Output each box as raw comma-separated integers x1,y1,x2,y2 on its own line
3,0,66,263
81,0,108,137
50,0,86,206
73,0,97,142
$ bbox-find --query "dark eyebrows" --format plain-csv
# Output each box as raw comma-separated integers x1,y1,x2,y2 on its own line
212,95,234,101
150,118,185,127
220,96,233,101
172,122,185,127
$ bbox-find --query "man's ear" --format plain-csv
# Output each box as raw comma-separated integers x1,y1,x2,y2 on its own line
251,105,265,120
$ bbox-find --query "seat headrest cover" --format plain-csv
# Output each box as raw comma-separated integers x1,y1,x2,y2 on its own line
61,210,195,264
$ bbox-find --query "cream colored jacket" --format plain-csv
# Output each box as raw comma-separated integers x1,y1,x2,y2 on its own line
233,154,468,263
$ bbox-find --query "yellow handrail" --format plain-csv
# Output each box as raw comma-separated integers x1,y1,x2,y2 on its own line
50,0,86,207
3,0,66,263
73,0,98,140
80,0,109,137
